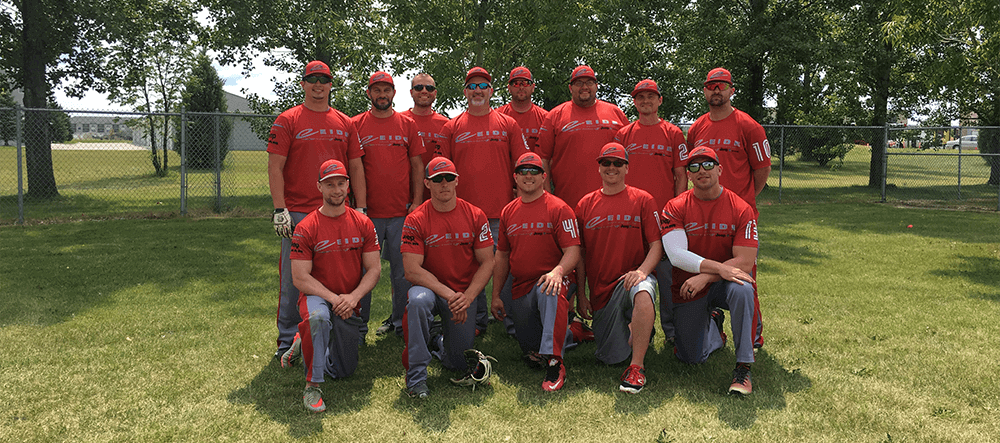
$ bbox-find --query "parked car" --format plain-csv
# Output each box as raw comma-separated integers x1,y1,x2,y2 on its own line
944,135,978,149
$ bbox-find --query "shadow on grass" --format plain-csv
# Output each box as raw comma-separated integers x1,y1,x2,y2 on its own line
227,332,404,438
0,218,275,326
931,255,1000,301
471,321,810,430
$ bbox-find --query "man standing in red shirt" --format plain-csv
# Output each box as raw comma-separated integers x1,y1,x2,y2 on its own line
686,67,771,348
400,73,449,182
440,66,530,334
401,157,495,399
492,153,580,391
269,60,366,364
613,78,688,346
537,65,627,209
352,71,425,338
575,143,662,394
287,159,381,412
660,147,758,395
497,66,548,151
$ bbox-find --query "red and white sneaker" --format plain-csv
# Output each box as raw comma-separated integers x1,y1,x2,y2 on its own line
729,363,752,395
281,332,301,369
542,358,566,391
619,364,646,394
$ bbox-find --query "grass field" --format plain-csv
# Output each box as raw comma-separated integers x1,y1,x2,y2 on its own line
1,203,998,442
2,144,998,225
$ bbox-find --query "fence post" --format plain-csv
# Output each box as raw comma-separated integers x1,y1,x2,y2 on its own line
16,105,24,225
881,124,888,202
214,109,222,213
956,126,962,199
778,125,784,204
180,106,187,215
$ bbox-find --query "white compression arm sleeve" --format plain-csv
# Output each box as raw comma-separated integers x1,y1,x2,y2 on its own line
661,230,706,273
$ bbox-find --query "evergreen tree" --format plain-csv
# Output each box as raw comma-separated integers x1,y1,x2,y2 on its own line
177,52,232,169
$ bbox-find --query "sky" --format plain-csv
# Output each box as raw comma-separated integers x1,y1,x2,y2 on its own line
53,51,417,114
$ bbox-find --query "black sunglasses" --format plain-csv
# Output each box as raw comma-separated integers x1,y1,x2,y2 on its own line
303,75,332,84
429,174,457,183
413,84,436,92
516,168,544,176
686,160,718,173
599,159,626,167
465,82,491,90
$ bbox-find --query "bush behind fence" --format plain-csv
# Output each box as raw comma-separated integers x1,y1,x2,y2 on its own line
2,108,998,225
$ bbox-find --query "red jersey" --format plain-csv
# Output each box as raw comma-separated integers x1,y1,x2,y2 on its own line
497,103,549,151
400,110,449,167
659,188,758,303
497,192,581,299
575,186,661,311
351,111,425,218
537,100,627,209
401,198,494,292
613,119,687,208
267,105,363,213
290,208,380,296
401,109,450,203
440,110,530,218
685,109,771,212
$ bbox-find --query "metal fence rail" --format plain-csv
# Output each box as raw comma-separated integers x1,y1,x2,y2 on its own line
2,107,998,225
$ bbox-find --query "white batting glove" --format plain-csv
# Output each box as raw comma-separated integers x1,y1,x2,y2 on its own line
272,208,293,238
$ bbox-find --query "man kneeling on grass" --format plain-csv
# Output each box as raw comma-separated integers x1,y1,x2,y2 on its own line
283,159,382,412
659,147,758,395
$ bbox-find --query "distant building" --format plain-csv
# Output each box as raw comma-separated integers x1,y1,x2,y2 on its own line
70,116,135,140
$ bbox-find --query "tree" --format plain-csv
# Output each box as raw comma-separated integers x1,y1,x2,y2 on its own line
1,0,197,198
384,0,597,111
0,81,15,146
99,1,200,177
177,52,232,170
886,0,1000,185
47,97,72,143
202,0,383,119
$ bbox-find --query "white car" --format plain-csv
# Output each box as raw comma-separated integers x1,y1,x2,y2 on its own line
944,135,978,149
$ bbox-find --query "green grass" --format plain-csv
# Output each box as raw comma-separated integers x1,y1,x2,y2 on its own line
1,147,271,224
761,146,999,207
3,144,998,225
1,203,998,442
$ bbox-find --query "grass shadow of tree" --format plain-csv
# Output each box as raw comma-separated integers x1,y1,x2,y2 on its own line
227,333,404,438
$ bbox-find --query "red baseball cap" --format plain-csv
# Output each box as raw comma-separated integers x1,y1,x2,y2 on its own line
303,61,333,79
570,65,597,83
631,79,660,97
686,147,720,166
425,156,460,179
368,71,394,88
318,159,348,181
509,66,533,82
514,152,544,171
465,66,492,84
704,67,733,86
596,142,629,163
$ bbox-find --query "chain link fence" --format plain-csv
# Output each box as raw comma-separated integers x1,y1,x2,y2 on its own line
2,108,998,225
2,107,275,224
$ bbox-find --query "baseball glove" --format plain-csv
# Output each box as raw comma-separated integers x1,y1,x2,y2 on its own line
450,349,497,390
